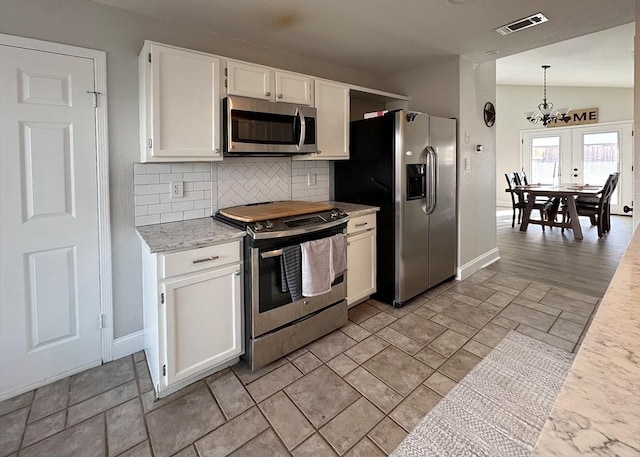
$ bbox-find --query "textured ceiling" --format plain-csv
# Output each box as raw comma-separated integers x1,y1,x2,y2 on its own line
92,0,635,77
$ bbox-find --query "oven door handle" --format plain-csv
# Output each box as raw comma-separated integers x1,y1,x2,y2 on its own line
260,249,283,259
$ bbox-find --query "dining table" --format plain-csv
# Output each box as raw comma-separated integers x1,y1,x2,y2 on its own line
508,184,602,240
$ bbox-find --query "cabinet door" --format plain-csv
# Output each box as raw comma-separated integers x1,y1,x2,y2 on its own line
297,80,349,161
146,43,221,160
162,264,242,386
227,60,273,100
275,70,313,105
346,230,376,306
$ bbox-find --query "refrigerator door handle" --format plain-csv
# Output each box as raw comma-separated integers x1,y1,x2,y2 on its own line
425,146,438,215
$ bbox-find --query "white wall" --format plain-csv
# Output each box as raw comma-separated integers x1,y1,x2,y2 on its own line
496,85,633,206
458,59,498,275
0,0,390,340
387,57,498,277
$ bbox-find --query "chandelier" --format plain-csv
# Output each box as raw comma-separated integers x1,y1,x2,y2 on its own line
525,65,571,126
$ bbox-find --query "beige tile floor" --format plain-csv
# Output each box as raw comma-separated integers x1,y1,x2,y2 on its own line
0,270,599,457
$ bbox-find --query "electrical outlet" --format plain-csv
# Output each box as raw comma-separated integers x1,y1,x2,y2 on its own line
464,130,471,144
307,173,317,186
171,181,184,198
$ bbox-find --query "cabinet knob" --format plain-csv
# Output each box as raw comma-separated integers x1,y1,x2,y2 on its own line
303,299,310,306
265,91,271,96
317,150,322,155
214,148,220,153
278,94,283,99
235,270,241,276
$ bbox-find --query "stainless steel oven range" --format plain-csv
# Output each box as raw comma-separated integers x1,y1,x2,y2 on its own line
215,203,349,370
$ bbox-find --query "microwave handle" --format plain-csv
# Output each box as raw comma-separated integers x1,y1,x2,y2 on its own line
295,107,306,151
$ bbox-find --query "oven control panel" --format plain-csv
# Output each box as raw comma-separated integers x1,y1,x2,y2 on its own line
248,208,348,239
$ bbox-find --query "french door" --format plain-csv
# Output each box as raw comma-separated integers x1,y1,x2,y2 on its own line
522,121,633,214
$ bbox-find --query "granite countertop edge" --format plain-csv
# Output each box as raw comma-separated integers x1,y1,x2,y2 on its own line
137,201,380,253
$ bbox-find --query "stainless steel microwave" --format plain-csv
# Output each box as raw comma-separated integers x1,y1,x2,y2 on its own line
223,96,317,155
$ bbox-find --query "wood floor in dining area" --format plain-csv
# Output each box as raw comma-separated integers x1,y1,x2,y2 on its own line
488,207,634,298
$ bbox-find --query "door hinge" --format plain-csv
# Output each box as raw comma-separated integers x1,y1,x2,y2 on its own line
98,313,106,329
86,90,101,108
148,52,152,63
160,292,164,304
162,364,166,376
224,79,227,88
224,67,228,77
148,139,152,149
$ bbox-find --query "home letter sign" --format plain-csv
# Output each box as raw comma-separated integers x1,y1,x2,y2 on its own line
547,108,598,128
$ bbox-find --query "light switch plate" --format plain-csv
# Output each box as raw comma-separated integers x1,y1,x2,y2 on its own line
307,173,317,186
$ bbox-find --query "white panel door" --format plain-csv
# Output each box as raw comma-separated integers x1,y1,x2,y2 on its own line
0,45,102,397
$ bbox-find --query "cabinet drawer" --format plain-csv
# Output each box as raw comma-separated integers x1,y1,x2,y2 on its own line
347,213,376,235
162,241,241,278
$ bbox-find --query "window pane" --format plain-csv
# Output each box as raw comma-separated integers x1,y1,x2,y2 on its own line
531,136,559,184
582,132,619,204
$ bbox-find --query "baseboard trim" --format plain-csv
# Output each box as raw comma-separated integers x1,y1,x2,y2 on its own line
457,248,500,280
112,330,145,360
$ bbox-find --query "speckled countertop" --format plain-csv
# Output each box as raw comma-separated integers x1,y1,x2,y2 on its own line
534,227,640,456
137,201,379,253
136,217,245,253
326,201,380,217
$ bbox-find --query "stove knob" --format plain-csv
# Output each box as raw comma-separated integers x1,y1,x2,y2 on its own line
264,220,274,229
330,210,339,219
254,222,264,231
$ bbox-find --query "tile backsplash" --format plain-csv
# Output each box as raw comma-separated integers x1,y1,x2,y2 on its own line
134,158,330,227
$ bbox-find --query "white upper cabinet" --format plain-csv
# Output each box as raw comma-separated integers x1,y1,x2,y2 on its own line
296,79,350,161
139,42,222,162
226,60,313,105
275,70,314,105
226,60,273,101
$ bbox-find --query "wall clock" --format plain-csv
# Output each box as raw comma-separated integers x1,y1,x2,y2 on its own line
483,101,496,127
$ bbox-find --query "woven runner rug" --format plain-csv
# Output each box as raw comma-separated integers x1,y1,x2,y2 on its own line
391,331,575,457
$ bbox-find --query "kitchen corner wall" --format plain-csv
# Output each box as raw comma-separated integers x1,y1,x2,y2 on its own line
134,158,330,226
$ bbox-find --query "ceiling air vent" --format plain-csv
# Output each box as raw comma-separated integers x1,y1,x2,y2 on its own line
495,12,548,36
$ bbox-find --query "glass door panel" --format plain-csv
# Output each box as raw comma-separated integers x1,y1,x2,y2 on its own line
580,131,620,204
530,136,560,184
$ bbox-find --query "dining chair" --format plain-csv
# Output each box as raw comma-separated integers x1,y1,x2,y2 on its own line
517,170,556,215
505,172,552,230
563,172,620,238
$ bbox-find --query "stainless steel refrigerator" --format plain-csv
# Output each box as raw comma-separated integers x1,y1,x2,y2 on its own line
334,110,457,307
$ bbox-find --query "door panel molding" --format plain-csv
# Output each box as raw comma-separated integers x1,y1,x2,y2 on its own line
0,33,113,367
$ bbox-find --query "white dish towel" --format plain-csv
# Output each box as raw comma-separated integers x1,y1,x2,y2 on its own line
330,234,347,281
300,234,347,297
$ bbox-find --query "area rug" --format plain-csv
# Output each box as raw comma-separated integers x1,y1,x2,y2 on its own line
391,331,575,457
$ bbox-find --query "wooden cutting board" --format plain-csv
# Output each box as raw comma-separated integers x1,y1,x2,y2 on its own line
219,201,334,222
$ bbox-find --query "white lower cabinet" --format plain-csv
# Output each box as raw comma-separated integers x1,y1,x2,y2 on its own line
346,214,377,306
142,240,243,397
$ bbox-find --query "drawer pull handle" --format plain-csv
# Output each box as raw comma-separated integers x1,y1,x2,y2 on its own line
192,256,219,264
355,222,368,227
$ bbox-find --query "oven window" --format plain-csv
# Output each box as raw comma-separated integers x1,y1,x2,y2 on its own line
258,255,292,313
257,251,344,314
231,110,297,145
